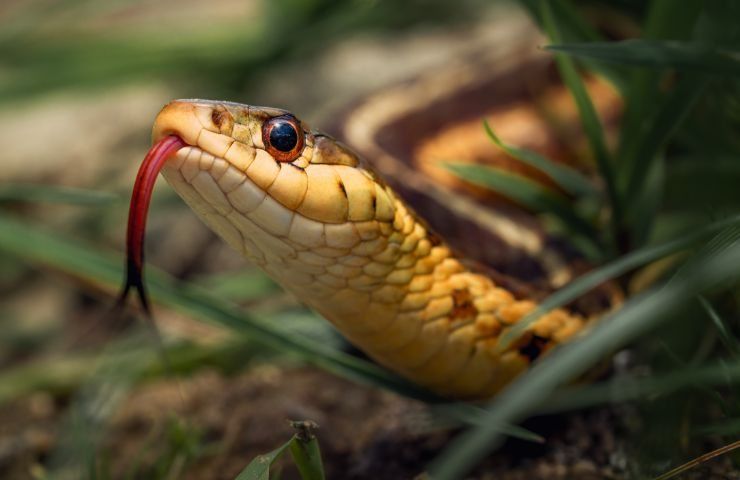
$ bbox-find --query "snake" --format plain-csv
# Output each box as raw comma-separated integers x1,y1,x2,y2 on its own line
121,44,621,400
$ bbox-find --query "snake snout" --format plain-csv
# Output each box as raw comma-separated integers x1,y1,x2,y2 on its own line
152,99,239,147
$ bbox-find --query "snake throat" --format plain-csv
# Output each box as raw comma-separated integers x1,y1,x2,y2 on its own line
118,135,186,313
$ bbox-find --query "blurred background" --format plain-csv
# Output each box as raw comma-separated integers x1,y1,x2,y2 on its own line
1,0,739,479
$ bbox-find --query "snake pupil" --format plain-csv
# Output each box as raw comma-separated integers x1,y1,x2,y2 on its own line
269,121,298,152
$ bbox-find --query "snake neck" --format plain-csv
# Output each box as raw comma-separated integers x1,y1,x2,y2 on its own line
291,198,587,399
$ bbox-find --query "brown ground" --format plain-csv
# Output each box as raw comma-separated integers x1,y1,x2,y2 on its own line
1,363,633,480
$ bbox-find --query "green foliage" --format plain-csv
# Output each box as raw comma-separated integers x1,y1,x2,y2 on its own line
547,40,740,75
442,163,599,251
435,0,740,477
482,120,598,197
235,421,325,480
0,0,487,104
540,1,619,235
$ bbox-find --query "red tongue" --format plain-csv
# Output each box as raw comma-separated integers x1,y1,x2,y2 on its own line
118,135,186,312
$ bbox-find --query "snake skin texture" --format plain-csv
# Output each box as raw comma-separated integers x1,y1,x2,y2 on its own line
153,99,589,399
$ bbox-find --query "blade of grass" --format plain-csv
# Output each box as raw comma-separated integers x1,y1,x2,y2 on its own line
47,332,160,477
0,184,119,205
0,212,539,442
236,422,326,480
429,241,740,480
516,0,627,91
497,214,740,352
546,40,740,76
622,75,707,239
288,421,326,480
540,357,740,414
698,295,740,356
629,154,665,248
616,0,703,183
443,163,599,248
482,120,598,197
540,0,621,253
235,439,293,480
696,418,740,437
194,270,278,302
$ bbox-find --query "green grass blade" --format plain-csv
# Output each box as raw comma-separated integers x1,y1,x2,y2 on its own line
614,0,704,242
546,40,740,75
443,163,598,247
290,438,325,480
698,295,740,355
429,242,740,480
623,76,707,231
288,423,326,480
516,0,627,91
697,418,740,437
430,403,544,443
482,120,598,198
497,214,740,351
195,270,279,302
539,0,620,251
629,154,665,248
540,357,740,414
235,439,293,480
0,338,255,405
0,184,119,205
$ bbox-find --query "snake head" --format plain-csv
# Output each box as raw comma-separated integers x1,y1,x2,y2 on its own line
150,100,400,285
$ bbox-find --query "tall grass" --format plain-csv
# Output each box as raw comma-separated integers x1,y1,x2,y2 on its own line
434,0,740,477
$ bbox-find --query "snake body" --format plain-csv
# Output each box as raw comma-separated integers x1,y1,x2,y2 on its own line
151,99,595,399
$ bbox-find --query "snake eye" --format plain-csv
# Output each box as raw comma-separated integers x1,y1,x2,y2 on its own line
262,115,305,162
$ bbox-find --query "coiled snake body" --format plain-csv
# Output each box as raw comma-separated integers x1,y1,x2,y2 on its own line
140,93,605,399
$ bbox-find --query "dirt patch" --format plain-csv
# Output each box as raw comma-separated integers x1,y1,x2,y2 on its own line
1,362,641,480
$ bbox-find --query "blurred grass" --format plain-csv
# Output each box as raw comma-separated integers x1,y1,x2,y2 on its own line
435,0,740,478
541,0,620,253
0,184,120,205
547,40,740,75
0,0,487,104
1,0,740,478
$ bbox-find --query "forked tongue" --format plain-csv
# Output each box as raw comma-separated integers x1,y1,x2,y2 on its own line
117,135,186,312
